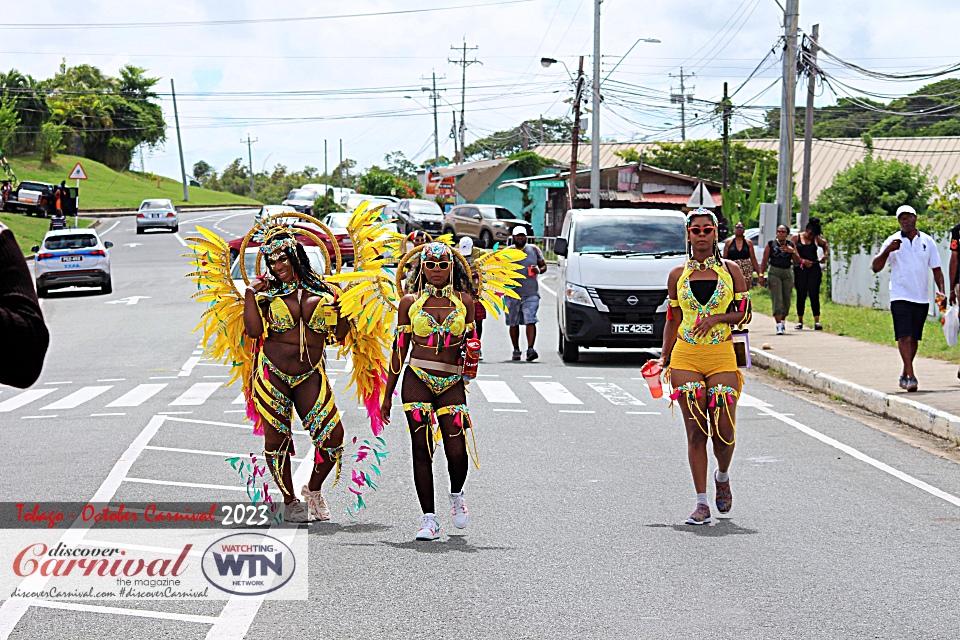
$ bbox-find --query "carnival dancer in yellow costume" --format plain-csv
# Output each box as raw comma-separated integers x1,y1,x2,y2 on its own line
656,208,751,526
332,229,525,541
186,209,399,523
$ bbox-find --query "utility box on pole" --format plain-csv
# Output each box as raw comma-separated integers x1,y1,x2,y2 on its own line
759,202,779,249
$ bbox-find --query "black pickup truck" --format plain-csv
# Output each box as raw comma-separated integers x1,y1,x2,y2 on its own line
2,181,77,217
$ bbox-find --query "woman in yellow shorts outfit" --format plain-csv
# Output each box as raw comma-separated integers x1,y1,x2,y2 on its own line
656,209,751,525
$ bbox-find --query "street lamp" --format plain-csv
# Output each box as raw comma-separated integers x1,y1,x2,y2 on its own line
601,37,661,85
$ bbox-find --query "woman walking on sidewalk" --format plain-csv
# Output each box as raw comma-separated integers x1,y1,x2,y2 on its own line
723,222,761,284
791,217,829,330
759,225,800,335
657,209,751,525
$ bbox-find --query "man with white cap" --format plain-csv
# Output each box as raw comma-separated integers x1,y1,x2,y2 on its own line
506,226,547,361
872,204,945,391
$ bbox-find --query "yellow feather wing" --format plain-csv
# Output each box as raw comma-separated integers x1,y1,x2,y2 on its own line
183,226,253,395
474,247,528,319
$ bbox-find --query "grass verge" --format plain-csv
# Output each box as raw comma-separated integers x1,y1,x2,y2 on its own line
1,212,94,254
750,285,959,364
7,154,259,210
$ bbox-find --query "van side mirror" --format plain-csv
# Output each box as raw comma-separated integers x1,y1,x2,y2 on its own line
554,238,568,257
104,241,114,249
31,245,40,253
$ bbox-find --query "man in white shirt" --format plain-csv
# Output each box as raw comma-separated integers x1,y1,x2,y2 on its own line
872,205,945,391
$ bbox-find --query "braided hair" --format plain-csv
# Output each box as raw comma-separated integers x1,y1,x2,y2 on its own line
263,232,332,295
409,247,475,296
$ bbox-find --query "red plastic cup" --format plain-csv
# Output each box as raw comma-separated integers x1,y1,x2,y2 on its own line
640,360,663,399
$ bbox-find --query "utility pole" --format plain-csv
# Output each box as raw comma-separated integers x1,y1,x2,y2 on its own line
521,122,529,151
590,0,602,208
721,81,731,190
669,68,695,141
539,115,544,146
449,40,480,164
339,139,343,192
776,0,800,227
570,56,586,209
800,23,819,230
450,110,459,162
241,134,257,200
422,71,445,165
170,79,189,202
323,139,328,216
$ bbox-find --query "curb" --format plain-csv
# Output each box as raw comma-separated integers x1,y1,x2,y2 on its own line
750,348,960,443
86,205,259,217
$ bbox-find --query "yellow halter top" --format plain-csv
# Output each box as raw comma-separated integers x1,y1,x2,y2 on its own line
671,257,735,345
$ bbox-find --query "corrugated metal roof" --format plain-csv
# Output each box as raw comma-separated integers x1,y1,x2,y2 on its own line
454,161,515,202
533,137,960,202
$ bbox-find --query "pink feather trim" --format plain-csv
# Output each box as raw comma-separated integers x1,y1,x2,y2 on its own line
363,370,387,436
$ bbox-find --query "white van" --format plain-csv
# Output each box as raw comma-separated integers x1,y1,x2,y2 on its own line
553,208,688,362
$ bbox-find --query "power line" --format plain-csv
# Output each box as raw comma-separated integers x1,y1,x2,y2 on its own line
0,0,542,30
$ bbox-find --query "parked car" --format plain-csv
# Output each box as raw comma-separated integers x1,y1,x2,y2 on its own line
302,184,356,204
442,204,532,248
231,245,326,291
318,211,356,266
393,198,444,236
31,229,114,297
340,193,396,212
136,198,178,233
553,208,687,363
281,188,321,214
3,181,57,217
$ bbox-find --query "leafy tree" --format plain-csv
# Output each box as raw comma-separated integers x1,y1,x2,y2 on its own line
644,140,777,193
812,135,932,222
192,160,213,184
384,151,418,181
721,161,769,227
0,95,19,154
39,122,65,163
0,70,48,155
464,117,579,159
613,148,642,163
507,151,557,177
358,166,422,198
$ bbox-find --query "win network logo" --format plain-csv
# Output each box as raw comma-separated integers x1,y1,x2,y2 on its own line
201,533,296,596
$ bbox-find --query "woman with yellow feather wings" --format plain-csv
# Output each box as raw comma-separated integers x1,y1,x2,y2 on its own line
331,223,527,541
185,205,403,523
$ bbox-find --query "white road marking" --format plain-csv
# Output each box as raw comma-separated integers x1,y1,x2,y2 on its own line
577,376,604,379
738,392,772,408
178,355,202,377
124,477,246,492
43,381,71,385
588,382,645,406
144,445,250,458
21,415,54,419
150,375,179,379
41,386,112,410
530,381,582,404
476,380,521,403
232,393,245,404
757,406,960,508
91,413,126,417
99,220,122,235
540,282,556,296
203,375,230,379
524,375,552,378
106,383,167,407
97,378,125,382
173,232,189,247
158,411,193,415
493,408,527,412
475,374,499,377
104,295,150,305
223,409,246,413
172,383,222,406
0,389,56,413
560,410,595,414
627,411,662,415
123,242,142,247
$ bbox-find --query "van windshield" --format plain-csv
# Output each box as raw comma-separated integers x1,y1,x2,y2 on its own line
573,216,686,255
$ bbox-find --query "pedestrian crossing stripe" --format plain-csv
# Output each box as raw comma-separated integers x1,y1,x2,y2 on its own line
107,384,167,408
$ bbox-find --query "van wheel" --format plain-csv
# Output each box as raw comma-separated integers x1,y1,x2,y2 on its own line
480,230,493,248
561,337,579,363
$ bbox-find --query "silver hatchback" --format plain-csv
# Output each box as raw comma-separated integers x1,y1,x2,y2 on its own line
136,199,179,233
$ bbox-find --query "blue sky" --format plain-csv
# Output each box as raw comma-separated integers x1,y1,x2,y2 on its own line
5,0,959,181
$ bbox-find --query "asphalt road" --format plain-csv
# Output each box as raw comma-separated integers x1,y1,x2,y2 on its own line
2,208,960,638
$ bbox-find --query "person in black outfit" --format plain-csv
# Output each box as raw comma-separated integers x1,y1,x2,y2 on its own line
950,222,959,379
791,217,829,330
0,222,49,387
759,225,800,335
723,222,761,284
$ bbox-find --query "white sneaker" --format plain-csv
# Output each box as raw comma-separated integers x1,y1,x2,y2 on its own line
283,500,312,523
776,322,785,335
301,485,331,521
449,491,468,529
415,513,440,540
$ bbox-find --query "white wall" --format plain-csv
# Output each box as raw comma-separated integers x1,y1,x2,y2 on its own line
830,236,952,314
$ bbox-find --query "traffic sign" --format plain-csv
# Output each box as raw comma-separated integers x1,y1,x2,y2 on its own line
529,180,566,188
69,163,88,180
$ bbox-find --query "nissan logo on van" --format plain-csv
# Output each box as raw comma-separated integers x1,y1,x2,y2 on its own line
626,295,639,306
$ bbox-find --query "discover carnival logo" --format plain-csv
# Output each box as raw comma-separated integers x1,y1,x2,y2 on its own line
200,533,296,596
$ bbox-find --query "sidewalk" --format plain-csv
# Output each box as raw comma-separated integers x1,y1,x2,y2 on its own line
747,312,960,441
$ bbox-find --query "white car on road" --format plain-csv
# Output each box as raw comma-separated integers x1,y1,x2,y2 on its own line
136,199,179,233
32,228,114,297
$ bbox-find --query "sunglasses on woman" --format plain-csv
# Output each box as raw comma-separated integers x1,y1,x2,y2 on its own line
423,260,451,270
688,226,715,236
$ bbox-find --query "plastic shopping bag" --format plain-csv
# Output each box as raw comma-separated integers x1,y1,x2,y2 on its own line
944,304,959,347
